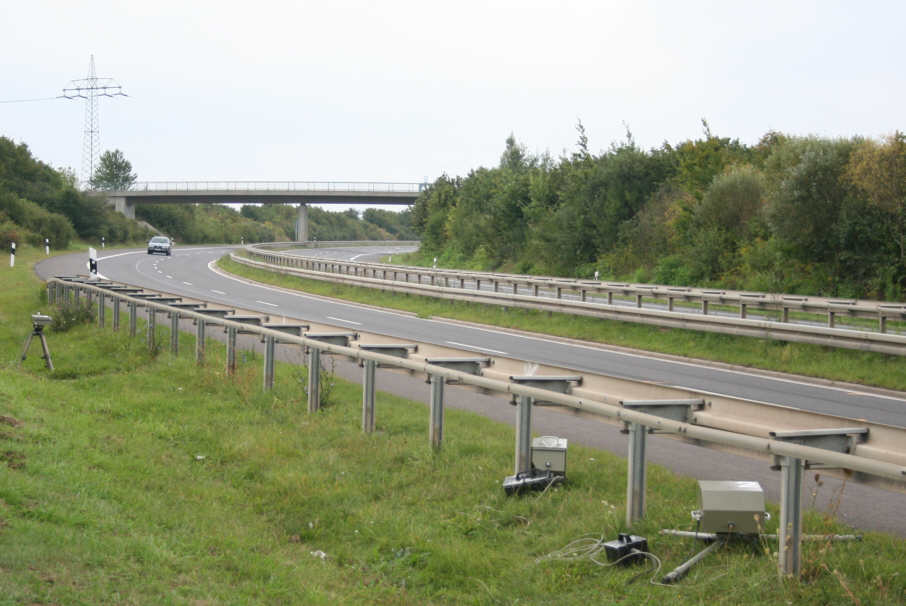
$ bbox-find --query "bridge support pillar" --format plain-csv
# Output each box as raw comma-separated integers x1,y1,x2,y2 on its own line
295,203,309,242
109,196,135,219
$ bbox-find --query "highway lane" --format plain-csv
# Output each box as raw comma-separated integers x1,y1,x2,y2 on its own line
40,245,906,428
35,245,906,536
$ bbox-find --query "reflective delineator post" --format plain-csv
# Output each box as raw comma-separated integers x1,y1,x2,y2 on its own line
779,456,804,577
195,319,205,364
170,312,179,355
515,395,533,475
626,422,647,525
263,335,275,391
226,326,237,375
362,359,376,432
430,374,445,450
307,348,321,412
112,297,120,331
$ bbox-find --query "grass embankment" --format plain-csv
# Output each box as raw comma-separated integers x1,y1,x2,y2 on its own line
2,245,905,604
220,255,906,392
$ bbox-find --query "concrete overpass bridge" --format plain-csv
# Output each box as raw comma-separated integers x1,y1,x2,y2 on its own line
103,181,423,241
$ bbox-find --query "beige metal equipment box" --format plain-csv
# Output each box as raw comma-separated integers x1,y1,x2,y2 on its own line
695,480,767,534
532,436,567,475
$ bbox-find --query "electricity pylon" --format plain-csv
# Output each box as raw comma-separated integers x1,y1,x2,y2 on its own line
62,55,128,185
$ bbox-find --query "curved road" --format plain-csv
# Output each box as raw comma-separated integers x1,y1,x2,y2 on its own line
36,245,906,536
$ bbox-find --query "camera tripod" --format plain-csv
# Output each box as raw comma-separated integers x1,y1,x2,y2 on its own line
20,321,54,371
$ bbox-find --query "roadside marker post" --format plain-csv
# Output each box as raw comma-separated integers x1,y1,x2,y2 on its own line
45,238,50,256
10,242,15,267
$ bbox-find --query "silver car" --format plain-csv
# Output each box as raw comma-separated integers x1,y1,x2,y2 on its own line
147,236,172,256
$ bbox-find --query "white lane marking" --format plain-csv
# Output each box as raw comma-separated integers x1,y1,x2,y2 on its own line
256,300,279,307
350,253,369,261
327,316,362,325
183,281,193,286
157,270,163,274
166,275,173,279
446,341,509,355
211,289,226,295
207,260,416,320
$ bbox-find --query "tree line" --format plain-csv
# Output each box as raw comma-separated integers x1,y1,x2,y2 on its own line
411,124,906,300
1,136,416,249
0,138,150,249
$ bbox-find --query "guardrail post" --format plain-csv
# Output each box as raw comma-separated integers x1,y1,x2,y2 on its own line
307,348,320,412
429,374,445,450
515,395,533,474
879,315,887,333
147,307,156,351
532,284,539,297
226,326,237,375
362,359,376,432
828,311,835,328
263,335,275,391
580,289,586,302
476,279,481,291
740,303,747,319
460,278,465,288
112,297,120,331
626,422,647,525
781,307,789,323
635,294,642,307
195,319,205,363
779,455,803,577
701,300,709,315
668,296,674,312
129,302,137,336
74,286,80,305
97,292,106,328
47,283,55,305
169,312,179,355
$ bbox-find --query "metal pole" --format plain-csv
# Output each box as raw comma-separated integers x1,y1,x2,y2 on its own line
515,395,533,475
226,326,237,375
147,307,156,351
170,312,179,355
129,302,136,337
779,455,803,577
307,348,321,412
626,422,647,526
98,292,105,328
362,359,376,432
112,297,120,331
195,319,205,364
74,286,80,305
47,283,55,305
263,335,275,391
430,374,445,450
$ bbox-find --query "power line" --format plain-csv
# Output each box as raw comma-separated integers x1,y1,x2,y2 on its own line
61,54,128,184
0,96,63,104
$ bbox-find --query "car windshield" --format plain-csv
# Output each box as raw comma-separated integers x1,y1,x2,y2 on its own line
151,237,169,243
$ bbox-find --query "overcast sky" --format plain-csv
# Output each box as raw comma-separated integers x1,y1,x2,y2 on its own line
3,1,904,198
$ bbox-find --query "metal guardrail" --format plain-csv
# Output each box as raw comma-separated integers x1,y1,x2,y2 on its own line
236,248,906,356
45,276,906,576
100,181,426,194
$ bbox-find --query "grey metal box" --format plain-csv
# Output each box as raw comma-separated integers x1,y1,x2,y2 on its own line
696,480,766,534
532,436,567,475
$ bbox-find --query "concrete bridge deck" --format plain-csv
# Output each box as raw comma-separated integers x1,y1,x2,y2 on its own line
101,181,424,240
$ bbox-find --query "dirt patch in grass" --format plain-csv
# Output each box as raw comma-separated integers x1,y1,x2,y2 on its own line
1,450,25,469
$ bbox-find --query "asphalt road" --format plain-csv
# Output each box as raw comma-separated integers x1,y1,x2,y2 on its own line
34,245,906,536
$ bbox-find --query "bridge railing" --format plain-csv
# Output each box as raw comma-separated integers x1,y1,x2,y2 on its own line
102,181,426,194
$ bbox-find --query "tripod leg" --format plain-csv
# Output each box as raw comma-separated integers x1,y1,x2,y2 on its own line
39,333,54,371
20,332,35,365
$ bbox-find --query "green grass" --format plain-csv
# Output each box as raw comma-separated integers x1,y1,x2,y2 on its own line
220,255,906,392
2,244,905,604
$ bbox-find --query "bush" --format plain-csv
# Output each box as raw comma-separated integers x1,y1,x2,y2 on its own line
51,302,94,332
